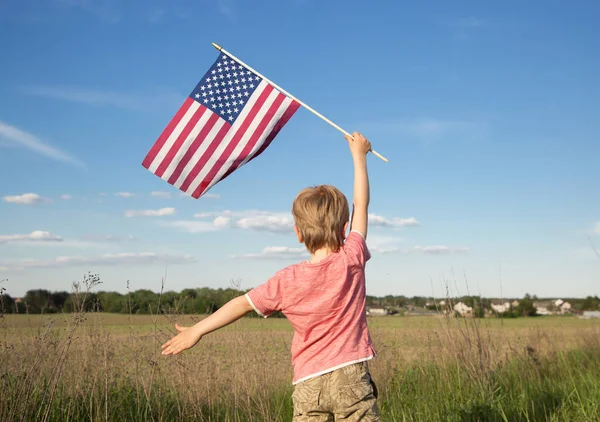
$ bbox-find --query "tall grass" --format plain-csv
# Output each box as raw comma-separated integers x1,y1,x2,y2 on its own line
1,278,599,421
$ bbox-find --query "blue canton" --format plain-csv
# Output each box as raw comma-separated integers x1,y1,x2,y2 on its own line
189,53,263,123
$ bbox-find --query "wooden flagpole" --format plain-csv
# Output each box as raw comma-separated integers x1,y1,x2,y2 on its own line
212,43,388,163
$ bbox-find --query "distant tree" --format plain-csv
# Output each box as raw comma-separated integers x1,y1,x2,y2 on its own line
1,291,14,314
23,289,52,313
517,294,537,317
581,296,600,311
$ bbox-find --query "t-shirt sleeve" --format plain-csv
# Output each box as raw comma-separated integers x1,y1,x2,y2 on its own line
245,272,283,318
344,230,371,266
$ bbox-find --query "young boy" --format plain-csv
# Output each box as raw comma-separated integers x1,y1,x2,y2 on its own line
162,132,379,421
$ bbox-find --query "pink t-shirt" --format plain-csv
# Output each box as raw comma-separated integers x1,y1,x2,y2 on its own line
245,230,376,384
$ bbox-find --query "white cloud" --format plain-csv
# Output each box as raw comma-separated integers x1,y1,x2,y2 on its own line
60,194,72,200
82,234,137,242
151,191,171,199
2,193,49,205
234,246,307,260
125,207,175,217
593,221,600,235
2,252,196,270
161,220,220,233
213,216,232,228
115,192,135,198
367,236,404,254
369,214,420,229
236,214,294,233
0,121,84,168
203,193,221,199
0,231,63,244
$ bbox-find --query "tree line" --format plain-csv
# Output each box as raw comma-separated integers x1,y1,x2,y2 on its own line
1,287,599,316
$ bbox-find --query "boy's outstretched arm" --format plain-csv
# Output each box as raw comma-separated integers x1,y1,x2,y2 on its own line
161,295,253,356
345,132,371,239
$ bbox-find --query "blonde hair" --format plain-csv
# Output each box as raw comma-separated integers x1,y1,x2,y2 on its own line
291,185,350,254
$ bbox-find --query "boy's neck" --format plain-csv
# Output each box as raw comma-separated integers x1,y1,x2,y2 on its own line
308,247,335,264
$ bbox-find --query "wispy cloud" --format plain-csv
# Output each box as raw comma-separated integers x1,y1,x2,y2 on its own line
82,234,137,242
2,193,50,205
451,17,489,29
56,0,120,23
369,214,420,229
115,192,135,198
146,8,164,23
412,245,469,255
20,86,182,112
151,191,171,199
593,221,600,236
0,231,63,244
60,194,72,200
234,246,307,260
2,252,196,270
125,207,176,217
161,220,221,234
0,121,84,168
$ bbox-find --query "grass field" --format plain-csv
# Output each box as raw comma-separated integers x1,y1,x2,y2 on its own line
1,310,599,421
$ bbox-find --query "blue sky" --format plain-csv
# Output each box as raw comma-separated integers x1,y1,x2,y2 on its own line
1,0,599,299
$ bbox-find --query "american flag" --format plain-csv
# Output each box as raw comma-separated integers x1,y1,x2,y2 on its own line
142,53,300,198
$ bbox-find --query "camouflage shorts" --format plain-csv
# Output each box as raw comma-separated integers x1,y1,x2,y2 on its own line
292,361,380,421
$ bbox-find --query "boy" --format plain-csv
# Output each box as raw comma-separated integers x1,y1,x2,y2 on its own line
162,132,379,421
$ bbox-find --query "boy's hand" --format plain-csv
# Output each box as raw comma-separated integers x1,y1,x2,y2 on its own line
344,132,372,158
161,323,203,355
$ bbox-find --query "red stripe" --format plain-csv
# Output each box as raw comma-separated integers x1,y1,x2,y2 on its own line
182,84,274,195
181,122,230,195
190,85,276,198
215,93,288,187
154,106,206,178
248,100,301,164
142,97,195,169
167,112,221,185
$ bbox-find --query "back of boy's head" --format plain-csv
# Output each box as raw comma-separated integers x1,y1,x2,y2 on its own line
291,185,350,254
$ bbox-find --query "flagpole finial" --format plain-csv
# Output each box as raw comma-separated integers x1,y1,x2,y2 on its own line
212,42,223,51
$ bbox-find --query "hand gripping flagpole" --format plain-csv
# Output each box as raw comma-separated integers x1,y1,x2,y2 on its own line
212,43,388,163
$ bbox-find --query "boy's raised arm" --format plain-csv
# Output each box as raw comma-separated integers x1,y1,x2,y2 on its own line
161,295,253,356
345,132,371,239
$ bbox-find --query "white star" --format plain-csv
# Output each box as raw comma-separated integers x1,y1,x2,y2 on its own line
229,87,235,92
243,84,248,89
228,80,233,86
207,84,212,89
218,67,224,73
211,103,216,108
219,103,223,108
202,92,207,97
211,70,216,74
227,109,232,114
219,74,224,79
217,62,222,67
234,107,239,113
236,86,241,91
206,77,211,82
208,90,214,96
237,93,243,98
217,96,222,101
200,86,206,91
232,100,237,106
228,116,234,121
239,99,244,104
225,102,230,107
255,76,260,81
224,66,230,71
204,97,209,102
233,72,238,77
224,95,229,100
234,79,239,84
210,97,215,102
244,92,249,97
249,83,255,88
215,89,221,94
241,77,246,83
195,93,200,98
226,73,232,78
